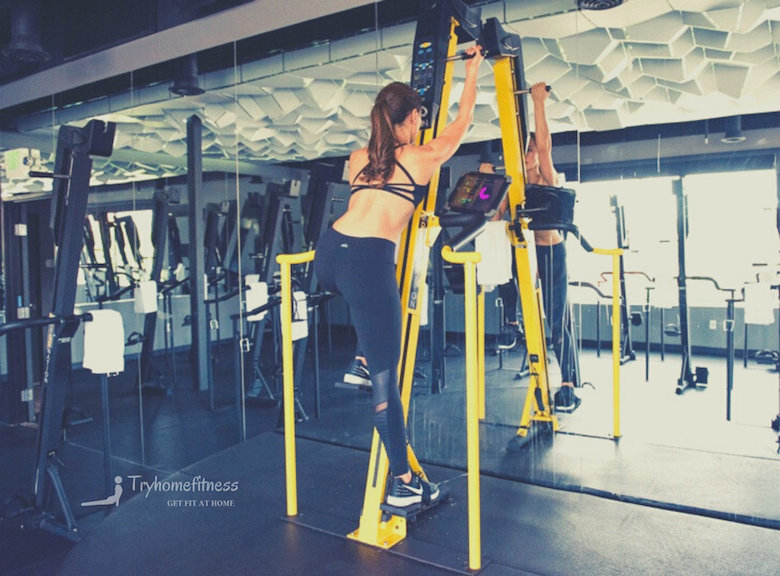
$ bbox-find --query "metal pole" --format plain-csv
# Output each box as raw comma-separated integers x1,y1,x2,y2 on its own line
596,300,601,357
726,298,735,421
187,115,209,392
234,316,245,442
169,292,178,389
314,306,321,418
660,307,666,361
100,374,113,498
645,288,651,382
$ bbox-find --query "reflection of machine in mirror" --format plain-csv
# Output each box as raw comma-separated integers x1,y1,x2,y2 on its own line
5,0,780,574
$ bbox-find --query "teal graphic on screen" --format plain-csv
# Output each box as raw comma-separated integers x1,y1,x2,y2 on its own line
448,172,507,214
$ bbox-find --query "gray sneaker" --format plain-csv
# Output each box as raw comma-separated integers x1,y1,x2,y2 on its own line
386,474,440,508
343,359,370,387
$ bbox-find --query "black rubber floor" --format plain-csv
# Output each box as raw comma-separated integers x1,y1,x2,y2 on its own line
297,347,780,528
4,336,780,575
57,432,780,576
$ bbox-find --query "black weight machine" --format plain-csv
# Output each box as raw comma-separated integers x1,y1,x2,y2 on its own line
1,120,116,540
136,184,181,393
242,185,304,404
606,194,640,363
670,178,710,394
240,166,340,412
520,183,590,392
743,280,780,435
1,192,54,425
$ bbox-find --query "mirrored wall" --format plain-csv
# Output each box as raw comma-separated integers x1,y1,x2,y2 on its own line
1,0,779,531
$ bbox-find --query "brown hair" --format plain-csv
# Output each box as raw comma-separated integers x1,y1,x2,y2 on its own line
361,82,422,186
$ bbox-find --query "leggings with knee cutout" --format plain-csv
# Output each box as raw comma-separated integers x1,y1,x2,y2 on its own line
314,228,409,476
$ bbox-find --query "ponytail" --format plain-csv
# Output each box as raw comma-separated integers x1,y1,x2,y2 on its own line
364,99,397,185
359,82,422,187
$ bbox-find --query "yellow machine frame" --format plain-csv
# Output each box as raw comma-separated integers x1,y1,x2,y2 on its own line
277,9,624,573
346,17,460,551
493,55,624,440
492,56,560,437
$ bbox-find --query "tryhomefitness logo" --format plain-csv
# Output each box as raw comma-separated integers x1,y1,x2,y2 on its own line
81,475,239,508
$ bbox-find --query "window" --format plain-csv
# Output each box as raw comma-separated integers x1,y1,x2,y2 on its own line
684,170,779,306
567,176,676,305
567,170,779,308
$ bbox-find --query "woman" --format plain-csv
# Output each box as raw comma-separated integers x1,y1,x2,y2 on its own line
314,45,484,508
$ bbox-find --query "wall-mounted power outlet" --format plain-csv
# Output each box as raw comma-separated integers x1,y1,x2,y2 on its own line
709,320,717,330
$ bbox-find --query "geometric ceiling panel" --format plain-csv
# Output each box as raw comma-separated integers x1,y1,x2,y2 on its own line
705,0,765,34
713,63,752,98
692,27,731,49
3,0,780,192
558,29,616,65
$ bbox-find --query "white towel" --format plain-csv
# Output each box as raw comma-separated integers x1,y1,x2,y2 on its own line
134,280,158,314
420,285,429,327
744,283,774,325
83,309,125,375
174,263,187,282
475,221,512,288
291,290,308,341
245,277,268,322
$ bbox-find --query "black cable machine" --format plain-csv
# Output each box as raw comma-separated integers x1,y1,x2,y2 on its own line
1,192,54,425
138,184,178,393
94,212,120,296
672,178,709,394
9,120,116,540
608,194,639,363
243,185,304,404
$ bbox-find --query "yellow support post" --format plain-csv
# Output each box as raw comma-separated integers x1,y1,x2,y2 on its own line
442,245,482,571
477,287,486,420
593,247,623,439
493,55,558,438
277,250,316,517
350,17,459,550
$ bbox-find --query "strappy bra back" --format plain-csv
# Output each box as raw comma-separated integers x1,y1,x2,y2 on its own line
350,159,428,207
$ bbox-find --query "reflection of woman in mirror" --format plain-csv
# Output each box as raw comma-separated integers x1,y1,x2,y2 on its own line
314,46,484,508
492,81,580,413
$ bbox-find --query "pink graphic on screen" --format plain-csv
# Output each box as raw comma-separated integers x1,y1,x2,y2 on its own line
478,186,490,200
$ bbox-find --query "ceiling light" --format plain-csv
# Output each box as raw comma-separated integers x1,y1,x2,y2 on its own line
1,1,51,64
578,0,625,10
170,54,205,97
721,115,746,144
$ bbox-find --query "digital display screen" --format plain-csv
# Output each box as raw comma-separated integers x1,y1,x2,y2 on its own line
446,172,509,215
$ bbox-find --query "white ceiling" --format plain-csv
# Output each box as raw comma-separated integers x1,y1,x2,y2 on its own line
2,0,780,194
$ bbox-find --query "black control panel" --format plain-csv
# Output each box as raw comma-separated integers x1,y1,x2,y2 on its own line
410,35,449,129
409,0,480,130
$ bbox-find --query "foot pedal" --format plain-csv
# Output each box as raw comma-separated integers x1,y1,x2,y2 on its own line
554,396,582,414
380,487,449,523
334,381,372,392
506,421,555,452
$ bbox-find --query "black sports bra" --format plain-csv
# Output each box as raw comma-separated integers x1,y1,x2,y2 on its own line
350,159,428,207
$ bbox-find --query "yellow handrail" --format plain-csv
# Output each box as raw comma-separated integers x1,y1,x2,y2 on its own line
592,247,623,439
277,249,316,516
441,244,482,570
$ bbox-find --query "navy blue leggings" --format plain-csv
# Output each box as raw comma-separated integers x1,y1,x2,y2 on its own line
314,228,409,477
536,242,574,383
